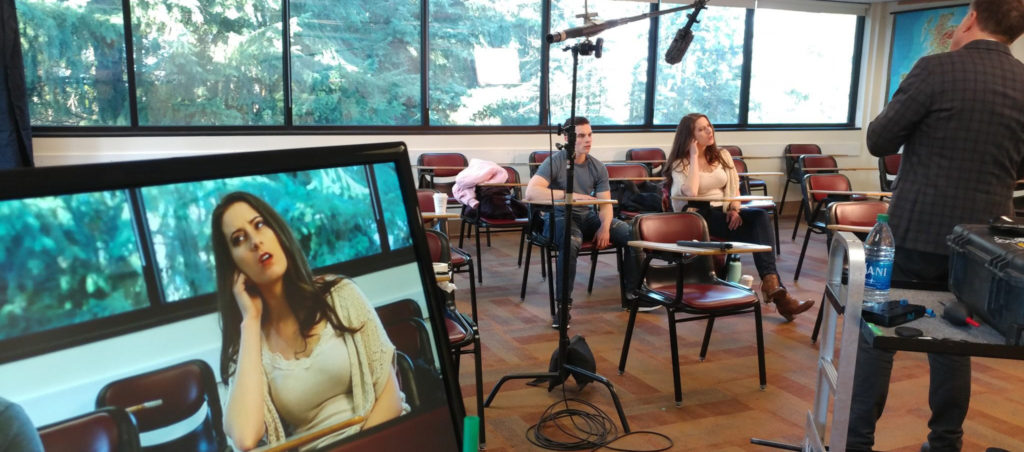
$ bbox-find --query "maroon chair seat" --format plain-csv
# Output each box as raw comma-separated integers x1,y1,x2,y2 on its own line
445,315,469,343
618,211,765,406
646,282,759,310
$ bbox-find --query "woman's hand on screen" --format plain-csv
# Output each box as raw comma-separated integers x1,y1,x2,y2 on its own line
233,270,263,322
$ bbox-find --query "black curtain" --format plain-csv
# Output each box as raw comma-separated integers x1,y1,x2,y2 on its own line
1,0,33,169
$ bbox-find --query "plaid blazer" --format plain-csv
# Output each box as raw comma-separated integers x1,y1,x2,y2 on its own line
867,39,1024,253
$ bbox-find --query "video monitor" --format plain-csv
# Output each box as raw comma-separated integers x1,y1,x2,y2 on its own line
0,142,462,451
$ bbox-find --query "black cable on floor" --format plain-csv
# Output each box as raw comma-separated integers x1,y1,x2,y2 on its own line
523,383,674,451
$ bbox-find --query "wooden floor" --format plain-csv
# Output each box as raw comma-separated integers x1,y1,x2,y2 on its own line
444,210,1024,451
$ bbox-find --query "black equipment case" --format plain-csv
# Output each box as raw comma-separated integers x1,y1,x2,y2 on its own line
947,224,1024,345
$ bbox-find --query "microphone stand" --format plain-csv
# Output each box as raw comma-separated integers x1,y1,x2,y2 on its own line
483,37,631,435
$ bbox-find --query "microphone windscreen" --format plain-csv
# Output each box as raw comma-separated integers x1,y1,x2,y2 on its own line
664,28,694,65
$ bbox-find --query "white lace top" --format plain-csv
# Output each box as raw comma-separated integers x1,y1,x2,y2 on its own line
249,278,400,449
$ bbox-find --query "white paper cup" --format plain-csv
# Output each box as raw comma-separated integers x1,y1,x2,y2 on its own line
432,193,448,214
433,262,450,275
740,275,754,288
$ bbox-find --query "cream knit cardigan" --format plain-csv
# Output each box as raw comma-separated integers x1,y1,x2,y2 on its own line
668,148,740,213
253,278,401,445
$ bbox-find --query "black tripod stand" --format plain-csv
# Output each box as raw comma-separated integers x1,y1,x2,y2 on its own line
482,37,631,435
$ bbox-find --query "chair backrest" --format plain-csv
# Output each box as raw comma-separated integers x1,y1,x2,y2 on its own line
502,165,523,198
375,300,439,410
784,144,822,182
417,188,438,223
39,407,141,452
878,154,901,191
829,200,889,228
424,229,451,264
801,173,853,226
605,162,651,184
798,154,838,175
528,151,552,177
719,145,743,157
732,157,748,173
625,148,666,174
417,153,467,178
375,299,432,362
732,158,751,195
632,212,717,284
95,359,225,452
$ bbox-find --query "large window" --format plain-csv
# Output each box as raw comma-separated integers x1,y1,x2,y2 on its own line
130,0,284,126
429,0,542,126
549,0,650,125
16,0,865,129
290,0,422,126
653,5,746,126
0,191,146,340
748,9,859,124
17,0,130,126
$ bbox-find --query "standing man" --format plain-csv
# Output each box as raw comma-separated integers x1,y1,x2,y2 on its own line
525,116,648,328
848,1,1024,450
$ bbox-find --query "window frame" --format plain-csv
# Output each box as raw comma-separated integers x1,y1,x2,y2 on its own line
19,0,864,134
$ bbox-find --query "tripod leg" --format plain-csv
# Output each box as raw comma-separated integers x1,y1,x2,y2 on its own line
483,372,560,407
563,364,631,433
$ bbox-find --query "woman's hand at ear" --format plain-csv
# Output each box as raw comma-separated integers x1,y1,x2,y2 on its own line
233,271,263,323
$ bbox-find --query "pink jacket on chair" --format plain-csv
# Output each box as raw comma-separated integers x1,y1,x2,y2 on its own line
453,159,507,208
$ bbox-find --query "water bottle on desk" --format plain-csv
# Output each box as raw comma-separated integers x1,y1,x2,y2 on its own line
863,213,895,310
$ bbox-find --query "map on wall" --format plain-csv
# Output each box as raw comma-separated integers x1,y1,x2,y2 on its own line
887,4,969,102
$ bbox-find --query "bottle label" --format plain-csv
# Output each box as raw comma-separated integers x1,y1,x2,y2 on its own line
865,259,893,291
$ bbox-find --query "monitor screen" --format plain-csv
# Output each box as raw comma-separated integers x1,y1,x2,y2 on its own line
0,142,462,451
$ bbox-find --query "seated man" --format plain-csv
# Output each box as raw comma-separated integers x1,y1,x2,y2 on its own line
525,116,651,328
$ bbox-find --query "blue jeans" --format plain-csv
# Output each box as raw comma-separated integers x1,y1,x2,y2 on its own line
543,209,637,303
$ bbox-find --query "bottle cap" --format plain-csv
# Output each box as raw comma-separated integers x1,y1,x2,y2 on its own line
876,213,889,223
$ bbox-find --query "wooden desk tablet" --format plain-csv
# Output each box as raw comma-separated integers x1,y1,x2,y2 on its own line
628,240,772,255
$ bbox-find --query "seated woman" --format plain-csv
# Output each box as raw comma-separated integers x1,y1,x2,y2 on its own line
211,191,405,450
665,113,814,321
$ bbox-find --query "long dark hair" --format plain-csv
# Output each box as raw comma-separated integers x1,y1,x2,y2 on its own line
664,113,732,191
211,191,347,384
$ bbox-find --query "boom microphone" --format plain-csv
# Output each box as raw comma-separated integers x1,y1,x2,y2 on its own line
664,27,694,65
547,21,615,44
546,2,703,45
664,0,708,65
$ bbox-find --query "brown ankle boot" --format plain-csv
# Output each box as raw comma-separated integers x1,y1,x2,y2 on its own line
759,274,814,322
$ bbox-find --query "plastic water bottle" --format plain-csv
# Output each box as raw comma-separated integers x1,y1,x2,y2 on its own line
863,213,895,310
725,255,742,283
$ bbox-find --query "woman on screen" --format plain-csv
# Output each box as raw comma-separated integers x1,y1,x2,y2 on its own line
665,113,814,321
211,191,405,450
